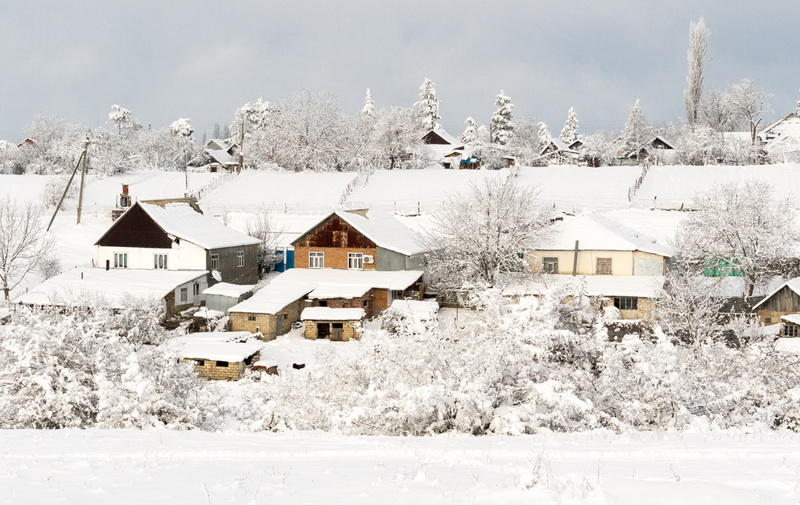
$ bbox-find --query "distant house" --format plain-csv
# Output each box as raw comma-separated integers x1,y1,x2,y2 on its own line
94,201,261,285
421,127,466,168
14,267,208,316
291,210,427,271
202,282,255,313
761,104,800,162
615,136,677,165
753,278,800,325
227,268,424,338
199,138,240,172
539,139,579,164
528,214,674,276
503,275,665,321
301,307,364,341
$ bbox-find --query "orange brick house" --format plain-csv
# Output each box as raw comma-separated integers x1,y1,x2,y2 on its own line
292,210,427,271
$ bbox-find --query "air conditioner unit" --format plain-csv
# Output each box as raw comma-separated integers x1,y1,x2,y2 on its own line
363,255,374,264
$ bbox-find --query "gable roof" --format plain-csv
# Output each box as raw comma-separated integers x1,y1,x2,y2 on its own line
539,139,578,156
651,135,675,149
228,268,423,315
292,210,427,256
752,278,800,310
762,112,800,136
95,202,260,250
422,127,459,146
503,275,665,299
535,214,675,257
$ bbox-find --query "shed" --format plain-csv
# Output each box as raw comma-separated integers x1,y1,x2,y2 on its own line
202,282,255,313
301,307,365,341
752,278,800,325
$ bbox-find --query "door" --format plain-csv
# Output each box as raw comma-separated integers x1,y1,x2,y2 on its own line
317,323,330,339
276,314,284,335
596,258,612,275
331,322,344,341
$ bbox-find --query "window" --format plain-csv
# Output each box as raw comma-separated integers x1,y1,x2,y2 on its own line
210,253,220,270
348,252,364,270
215,361,229,367
784,324,799,337
318,300,328,307
596,258,612,275
390,290,404,301
247,314,257,321
193,282,200,296
613,297,638,311
113,252,127,268
180,287,188,303
236,250,245,267
543,257,559,274
309,251,324,268
153,253,168,270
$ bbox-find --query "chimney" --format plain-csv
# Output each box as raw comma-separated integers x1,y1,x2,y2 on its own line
122,184,129,196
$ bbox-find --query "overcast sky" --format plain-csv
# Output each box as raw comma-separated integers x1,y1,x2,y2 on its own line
1,0,798,141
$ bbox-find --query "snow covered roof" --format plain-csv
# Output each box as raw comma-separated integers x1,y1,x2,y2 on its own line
294,210,427,256
202,282,255,297
423,127,460,146
14,268,207,309
775,337,800,354
205,147,238,167
780,314,800,325
307,284,371,299
98,202,260,250
180,341,264,363
753,278,800,310
168,331,255,346
535,214,675,257
301,307,365,321
388,299,439,319
228,268,423,315
762,113,800,137
503,275,665,299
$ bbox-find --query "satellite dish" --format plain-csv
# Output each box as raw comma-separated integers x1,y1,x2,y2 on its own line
211,270,222,282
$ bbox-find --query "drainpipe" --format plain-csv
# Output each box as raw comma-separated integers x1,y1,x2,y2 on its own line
572,240,579,276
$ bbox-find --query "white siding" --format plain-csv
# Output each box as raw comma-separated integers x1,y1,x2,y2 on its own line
174,276,208,307
95,241,207,271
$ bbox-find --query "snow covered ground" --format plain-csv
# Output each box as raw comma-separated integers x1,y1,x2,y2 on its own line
0,429,797,504
632,163,800,209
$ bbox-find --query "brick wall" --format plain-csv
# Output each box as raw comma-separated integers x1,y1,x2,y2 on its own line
229,298,305,338
181,358,245,381
303,320,361,341
294,246,377,270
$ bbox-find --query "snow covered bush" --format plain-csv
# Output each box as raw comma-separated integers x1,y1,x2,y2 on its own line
0,308,222,430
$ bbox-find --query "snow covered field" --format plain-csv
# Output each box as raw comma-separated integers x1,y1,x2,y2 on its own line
1,429,798,504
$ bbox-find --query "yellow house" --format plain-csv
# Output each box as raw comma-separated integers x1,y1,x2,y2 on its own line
528,214,674,276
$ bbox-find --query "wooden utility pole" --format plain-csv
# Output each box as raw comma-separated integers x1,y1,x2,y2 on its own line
76,136,90,225
238,118,245,172
46,150,85,232
572,240,579,276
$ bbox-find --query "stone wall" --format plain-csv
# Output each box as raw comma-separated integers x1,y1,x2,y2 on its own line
303,320,361,341
181,358,245,381
229,297,305,339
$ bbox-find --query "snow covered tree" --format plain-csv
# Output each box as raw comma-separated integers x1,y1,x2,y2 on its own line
700,88,735,131
724,79,771,144
655,268,727,344
414,78,440,131
461,117,478,144
507,116,542,165
559,107,579,144
108,104,140,135
368,107,425,170
0,198,54,301
622,99,650,154
490,90,514,145
423,177,552,292
684,17,710,125
169,118,194,138
674,180,798,296
361,88,376,119
537,122,552,148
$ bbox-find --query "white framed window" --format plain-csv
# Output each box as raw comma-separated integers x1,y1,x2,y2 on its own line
210,253,219,270
236,250,245,267
193,282,200,296
113,252,128,269
348,252,364,270
153,253,168,270
613,296,638,311
309,251,324,268
543,257,559,274
180,287,188,303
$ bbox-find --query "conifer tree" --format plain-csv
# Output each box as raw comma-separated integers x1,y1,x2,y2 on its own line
490,90,514,145
559,107,579,144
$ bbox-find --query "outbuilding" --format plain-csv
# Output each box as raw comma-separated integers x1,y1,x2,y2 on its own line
301,307,364,341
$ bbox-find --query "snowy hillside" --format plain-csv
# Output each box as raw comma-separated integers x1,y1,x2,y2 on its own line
632,163,800,209
1,429,797,505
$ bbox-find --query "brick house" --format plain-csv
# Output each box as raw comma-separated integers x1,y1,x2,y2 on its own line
173,332,264,381
292,210,427,271
228,268,424,338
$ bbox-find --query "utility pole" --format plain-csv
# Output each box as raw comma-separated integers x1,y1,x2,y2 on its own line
238,118,245,173
76,136,89,225
46,150,84,232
